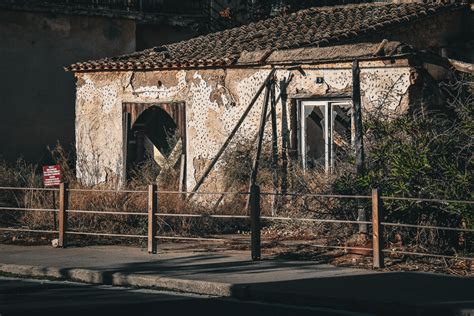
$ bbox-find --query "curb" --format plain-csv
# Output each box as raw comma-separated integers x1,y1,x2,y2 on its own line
2,263,469,316
0,263,235,297
0,262,401,314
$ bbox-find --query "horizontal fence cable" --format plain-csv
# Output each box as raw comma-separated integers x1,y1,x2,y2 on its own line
67,188,147,193
382,222,474,233
0,228,58,234
259,192,372,199
0,186,59,191
309,244,372,251
67,209,147,216
154,213,249,219
0,206,58,212
6,186,471,204
157,190,371,199
152,213,371,224
381,196,474,204
261,216,372,225
382,249,473,261
155,236,227,242
157,190,248,195
66,231,146,238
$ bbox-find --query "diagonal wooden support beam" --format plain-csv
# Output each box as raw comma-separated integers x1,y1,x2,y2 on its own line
250,81,272,186
187,68,276,199
212,74,293,211
352,59,365,175
244,80,272,211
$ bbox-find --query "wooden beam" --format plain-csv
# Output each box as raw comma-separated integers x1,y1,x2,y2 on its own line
448,58,474,74
188,68,276,199
148,184,157,254
178,154,185,194
212,75,293,211
270,80,279,216
372,188,384,268
58,183,68,248
353,59,367,234
352,59,365,175
122,112,131,187
280,78,289,195
250,81,272,186
245,81,271,211
289,99,298,160
250,184,261,260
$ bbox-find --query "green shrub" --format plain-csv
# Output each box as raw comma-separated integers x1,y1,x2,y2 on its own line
333,74,473,253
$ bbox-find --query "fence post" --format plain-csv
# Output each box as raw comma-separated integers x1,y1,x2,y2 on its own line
58,182,68,248
250,184,261,260
372,188,384,268
148,184,157,254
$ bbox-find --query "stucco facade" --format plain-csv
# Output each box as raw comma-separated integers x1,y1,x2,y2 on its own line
70,2,467,191
74,58,416,190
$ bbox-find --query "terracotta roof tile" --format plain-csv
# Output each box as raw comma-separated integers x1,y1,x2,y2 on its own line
67,2,466,72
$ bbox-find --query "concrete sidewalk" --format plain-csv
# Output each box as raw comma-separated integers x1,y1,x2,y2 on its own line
1,243,473,315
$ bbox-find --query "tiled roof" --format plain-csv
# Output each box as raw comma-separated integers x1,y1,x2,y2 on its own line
66,2,466,72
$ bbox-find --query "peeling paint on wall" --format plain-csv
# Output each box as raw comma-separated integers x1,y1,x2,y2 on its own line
360,68,411,114
75,62,414,190
75,72,128,186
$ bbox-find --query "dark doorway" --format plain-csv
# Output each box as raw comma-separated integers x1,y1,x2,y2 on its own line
129,107,178,165
123,102,186,188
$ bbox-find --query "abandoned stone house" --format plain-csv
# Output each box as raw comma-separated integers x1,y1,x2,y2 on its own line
66,2,472,193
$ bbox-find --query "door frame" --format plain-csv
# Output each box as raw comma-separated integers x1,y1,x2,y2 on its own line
122,102,187,189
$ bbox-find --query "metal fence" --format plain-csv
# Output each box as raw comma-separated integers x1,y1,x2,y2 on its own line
0,184,473,268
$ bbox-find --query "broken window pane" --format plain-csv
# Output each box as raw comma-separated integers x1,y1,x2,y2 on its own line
300,100,352,173
304,105,325,169
331,103,353,168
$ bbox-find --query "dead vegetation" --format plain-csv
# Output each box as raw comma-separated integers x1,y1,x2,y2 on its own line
0,144,251,244
1,74,473,275
1,133,471,275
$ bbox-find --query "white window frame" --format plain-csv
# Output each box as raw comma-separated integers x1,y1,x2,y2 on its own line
299,99,353,173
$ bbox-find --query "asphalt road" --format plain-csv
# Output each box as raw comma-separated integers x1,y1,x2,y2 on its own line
0,277,369,316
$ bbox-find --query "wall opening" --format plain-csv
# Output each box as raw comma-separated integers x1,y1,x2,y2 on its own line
299,99,353,173
123,102,186,188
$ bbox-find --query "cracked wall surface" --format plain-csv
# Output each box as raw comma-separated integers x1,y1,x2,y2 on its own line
75,60,413,189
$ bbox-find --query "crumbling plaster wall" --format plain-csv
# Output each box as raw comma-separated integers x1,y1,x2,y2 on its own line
75,60,414,189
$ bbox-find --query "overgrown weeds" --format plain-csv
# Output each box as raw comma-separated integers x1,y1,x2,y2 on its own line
0,73,472,268
333,72,474,256
0,144,249,241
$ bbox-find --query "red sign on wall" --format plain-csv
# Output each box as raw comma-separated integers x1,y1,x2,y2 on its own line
43,165,61,187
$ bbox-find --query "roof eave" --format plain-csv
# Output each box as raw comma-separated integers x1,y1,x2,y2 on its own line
65,53,415,74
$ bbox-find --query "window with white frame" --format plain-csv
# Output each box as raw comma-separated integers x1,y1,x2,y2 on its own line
299,100,354,173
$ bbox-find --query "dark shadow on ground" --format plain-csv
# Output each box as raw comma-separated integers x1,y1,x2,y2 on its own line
0,278,327,316
233,271,474,316
44,252,474,316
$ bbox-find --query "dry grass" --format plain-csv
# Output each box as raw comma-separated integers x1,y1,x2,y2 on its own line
0,144,252,241
1,143,470,275
0,141,354,245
